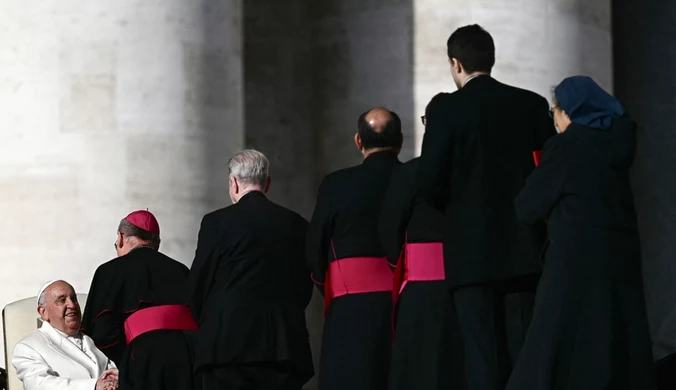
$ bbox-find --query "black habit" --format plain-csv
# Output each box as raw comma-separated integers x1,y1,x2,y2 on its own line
508,119,656,389
378,157,466,390
81,247,197,390
306,150,401,390
189,191,314,390
418,75,556,388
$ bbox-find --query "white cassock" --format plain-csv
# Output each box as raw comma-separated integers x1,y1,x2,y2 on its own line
12,321,116,390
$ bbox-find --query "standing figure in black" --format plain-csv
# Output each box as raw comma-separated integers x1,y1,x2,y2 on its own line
190,149,314,390
307,107,403,390
379,153,466,390
418,25,556,389
82,210,198,390
508,76,656,390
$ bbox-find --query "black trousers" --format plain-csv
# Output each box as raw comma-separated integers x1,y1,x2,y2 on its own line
453,276,538,390
656,353,676,390
200,362,304,390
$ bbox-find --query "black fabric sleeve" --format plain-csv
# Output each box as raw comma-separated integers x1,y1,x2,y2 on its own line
535,95,557,149
515,136,569,224
81,267,125,365
378,168,416,267
188,215,220,322
305,177,333,294
418,94,455,211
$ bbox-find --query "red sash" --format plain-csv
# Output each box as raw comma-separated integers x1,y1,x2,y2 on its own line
393,242,445,306
123,304,198,344
323,256,393,315
533,150,542,167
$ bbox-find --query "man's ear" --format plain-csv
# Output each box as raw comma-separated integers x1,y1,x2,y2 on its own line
451,58,463,74
232,176,240,194
116,231,124,249
264,176,271,193
37,306,48,321
354,133,363,151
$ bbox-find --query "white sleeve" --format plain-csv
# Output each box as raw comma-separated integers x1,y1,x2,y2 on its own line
12,343,98,390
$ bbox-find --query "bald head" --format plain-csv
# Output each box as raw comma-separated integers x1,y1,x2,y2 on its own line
356,107,403,154
364,107,393,132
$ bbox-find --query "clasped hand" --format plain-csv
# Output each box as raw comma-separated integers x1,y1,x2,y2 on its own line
96,368,119,390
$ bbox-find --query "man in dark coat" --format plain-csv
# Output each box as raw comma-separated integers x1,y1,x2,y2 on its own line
306,107,402,390
190,149,314,390
82,210,198,390
379,156,466,390
417,25,556,389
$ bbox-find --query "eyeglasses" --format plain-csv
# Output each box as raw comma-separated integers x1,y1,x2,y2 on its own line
420,115,427,126
549,106,559,118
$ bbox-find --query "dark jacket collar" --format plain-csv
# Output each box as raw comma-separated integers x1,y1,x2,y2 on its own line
238,190,267,203
462,74,494,90
362,150,400,166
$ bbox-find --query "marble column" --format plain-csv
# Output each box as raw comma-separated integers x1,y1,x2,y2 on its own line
313,1,416,174
614,0,676,361
242,2,322,389
413,0,613,149
0,0,242,365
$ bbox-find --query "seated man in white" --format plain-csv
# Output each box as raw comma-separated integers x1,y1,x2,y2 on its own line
12,280,118,390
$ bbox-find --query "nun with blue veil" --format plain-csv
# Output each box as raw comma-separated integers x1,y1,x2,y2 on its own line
507,76,656,389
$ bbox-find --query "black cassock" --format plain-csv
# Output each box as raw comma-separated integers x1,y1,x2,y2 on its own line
508,120,656,389
378,157,466,390
307,151,401,390
81,247,197,390
189,191,314,390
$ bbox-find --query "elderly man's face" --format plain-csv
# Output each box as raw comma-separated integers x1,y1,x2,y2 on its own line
38,281,81,336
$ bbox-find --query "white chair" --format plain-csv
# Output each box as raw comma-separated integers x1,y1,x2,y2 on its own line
2,294,88,390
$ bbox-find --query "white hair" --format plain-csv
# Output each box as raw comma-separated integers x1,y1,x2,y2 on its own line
228,149,270,187
37,290,47,306
550,84,559,106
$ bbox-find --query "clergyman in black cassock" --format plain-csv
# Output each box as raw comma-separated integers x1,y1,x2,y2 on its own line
190,150,314,390
82,210,198,390
379,157,466,390
508,76,656,390
306,107,402,390
417,25,555,389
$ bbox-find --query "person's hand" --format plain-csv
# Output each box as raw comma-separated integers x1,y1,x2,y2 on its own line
96,369,119,390
95,378,117,390
100,368,119,382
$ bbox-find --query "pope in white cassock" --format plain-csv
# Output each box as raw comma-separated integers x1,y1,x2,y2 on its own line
12,280,118,390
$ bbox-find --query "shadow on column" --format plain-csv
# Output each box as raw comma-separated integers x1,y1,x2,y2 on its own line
242,2,322,389
614,0,676,387
311,1,416,177
243,1,415,389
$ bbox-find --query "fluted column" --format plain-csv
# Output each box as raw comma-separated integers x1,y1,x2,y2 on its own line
0,0,243,362
614,0,676,361
413,0,613,149
313,1,417,174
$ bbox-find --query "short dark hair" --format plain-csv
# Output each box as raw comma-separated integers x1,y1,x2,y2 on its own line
357,110,403,150
447,24,495,73
118,219,160,247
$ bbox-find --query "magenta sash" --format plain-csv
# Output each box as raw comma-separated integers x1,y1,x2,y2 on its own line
393,242,445,304
123,304,198,344
324,256,393,314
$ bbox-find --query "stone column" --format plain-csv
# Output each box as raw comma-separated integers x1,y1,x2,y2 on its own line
0,0,242,365
313,1,417,174
614,0,676,361
413,0,613,149
242,2,322,388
